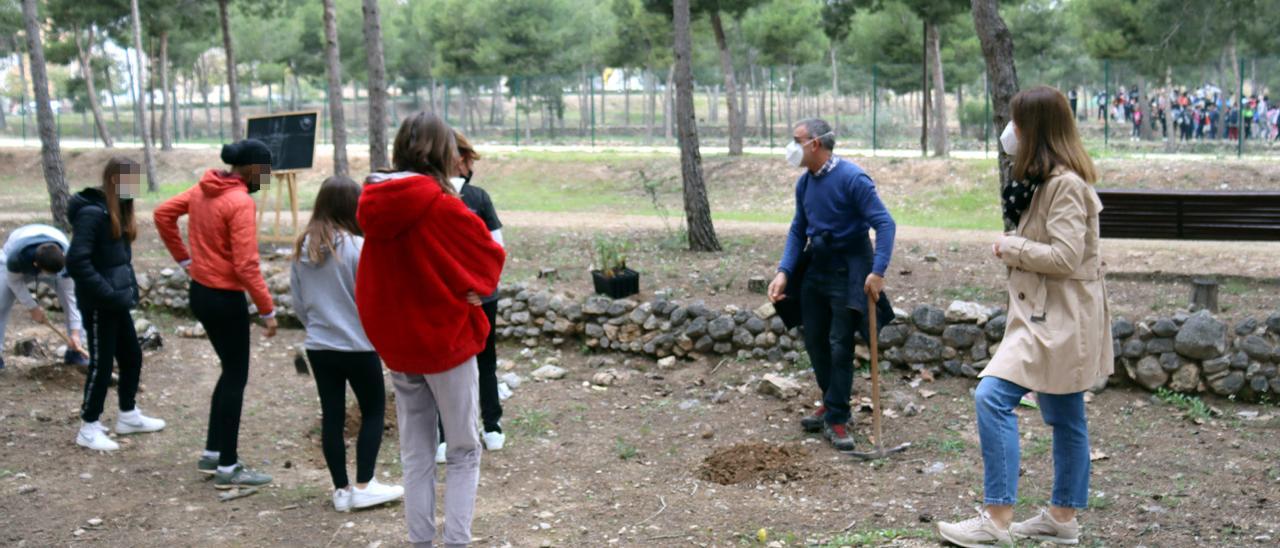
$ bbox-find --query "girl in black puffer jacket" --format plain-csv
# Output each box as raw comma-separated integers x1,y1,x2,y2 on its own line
67,157,166,452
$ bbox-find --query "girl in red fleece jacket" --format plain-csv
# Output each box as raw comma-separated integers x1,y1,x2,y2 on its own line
355,112,504,548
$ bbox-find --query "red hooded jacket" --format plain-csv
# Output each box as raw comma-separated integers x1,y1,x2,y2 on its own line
355,172,505,374
154,169,274,316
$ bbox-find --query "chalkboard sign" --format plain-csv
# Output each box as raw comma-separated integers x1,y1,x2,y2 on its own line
245,111,319,171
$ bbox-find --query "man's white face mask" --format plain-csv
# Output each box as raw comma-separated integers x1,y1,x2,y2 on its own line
785,132,834,167
1000,122,1019,156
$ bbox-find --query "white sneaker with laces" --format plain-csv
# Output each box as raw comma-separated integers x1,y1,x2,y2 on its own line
116,409,166,434
332,487,353,512
936,507,1014,547
435,443,447,464
76,422,120,452
1012,508,1080,544
483,430,506,451
351,479,404,509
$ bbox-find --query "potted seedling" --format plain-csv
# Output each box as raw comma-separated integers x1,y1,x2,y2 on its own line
591,236,640,298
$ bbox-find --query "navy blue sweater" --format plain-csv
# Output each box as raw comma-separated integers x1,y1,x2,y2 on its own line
778,158,896,277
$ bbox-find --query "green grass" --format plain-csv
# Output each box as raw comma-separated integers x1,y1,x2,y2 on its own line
890,183,1003,231
923,434,969,455
1025,435,1052,458
822,528,934,547
614,437,639,461
510,409,553,438
1155,387,1212,422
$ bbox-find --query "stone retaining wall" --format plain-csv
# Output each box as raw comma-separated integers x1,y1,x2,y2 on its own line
30,267,1280,400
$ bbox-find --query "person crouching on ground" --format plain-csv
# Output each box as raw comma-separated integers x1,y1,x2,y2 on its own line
0,223,86,370
767,118,897,452
355,111,505,548
936,85,1111,547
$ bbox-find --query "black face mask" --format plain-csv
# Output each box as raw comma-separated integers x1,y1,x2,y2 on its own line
246,181,262,194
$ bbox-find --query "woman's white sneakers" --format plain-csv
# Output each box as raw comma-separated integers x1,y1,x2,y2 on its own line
77,410,166,452
482,430,506,451
333,480,405,512
354,479,405,509
76,422,119,452
333,487,353,512
115,409,166,434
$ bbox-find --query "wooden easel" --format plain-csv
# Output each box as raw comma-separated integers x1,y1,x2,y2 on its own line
257,171,299,242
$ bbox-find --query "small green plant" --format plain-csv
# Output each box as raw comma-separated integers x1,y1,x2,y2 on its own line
1026,435,1052,457
1155,387,1212,422
593,235,630,278
823,528,933,547
511,409,553,438
615,437,639,461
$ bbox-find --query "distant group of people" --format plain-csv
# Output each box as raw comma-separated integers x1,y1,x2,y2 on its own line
1092,85,1278,142
1,111,509,546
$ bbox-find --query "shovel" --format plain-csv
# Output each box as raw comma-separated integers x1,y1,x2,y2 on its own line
844,295,911,461
40,314,88,359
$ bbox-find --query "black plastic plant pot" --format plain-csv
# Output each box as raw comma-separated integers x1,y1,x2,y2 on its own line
592,268,640,299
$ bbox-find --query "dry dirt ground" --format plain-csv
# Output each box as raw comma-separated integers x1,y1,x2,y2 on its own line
1,148,1279,547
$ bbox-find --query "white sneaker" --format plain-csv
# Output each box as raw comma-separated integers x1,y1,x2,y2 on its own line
76,422,120,452
435,443,447,464
115,409,166,434
332,487,353,512
483,430,506,451
351,479,404,509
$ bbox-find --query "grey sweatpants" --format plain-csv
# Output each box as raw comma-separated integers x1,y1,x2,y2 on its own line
393,358,481,548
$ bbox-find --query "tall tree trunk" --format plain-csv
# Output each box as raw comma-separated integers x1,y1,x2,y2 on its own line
598,72,606,129
102,40,120,135
664,64,675,141
1138,79,1153,141
829,45,839,117
673,0,719,252
623,68,631,129
129,0,158,191
579,65,588,135
971,0,1019,228
754,64,765,136
73,25,113,147
709,10,742,155
928,21,948,157
786,66,795,126
322,0,349,176
218,0,241,140
21,0,69,227
198,59,212,138
361,0,389,169
645,68,656,144
148,46,159,150
159,31,173,150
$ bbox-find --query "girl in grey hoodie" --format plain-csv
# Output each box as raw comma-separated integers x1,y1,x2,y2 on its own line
290,176,403,512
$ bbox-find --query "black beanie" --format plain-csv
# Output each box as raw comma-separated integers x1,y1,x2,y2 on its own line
220,139,273,167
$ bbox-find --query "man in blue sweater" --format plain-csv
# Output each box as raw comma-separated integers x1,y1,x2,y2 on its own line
768,119,896,451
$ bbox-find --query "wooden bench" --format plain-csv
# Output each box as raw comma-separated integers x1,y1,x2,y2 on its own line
1095,189,1280,311
1096,189,1280,241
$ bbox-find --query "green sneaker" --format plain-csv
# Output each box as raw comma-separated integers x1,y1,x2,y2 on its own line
197,456,219,475
213,464,273,489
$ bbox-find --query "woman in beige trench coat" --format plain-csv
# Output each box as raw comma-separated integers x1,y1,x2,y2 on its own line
937,86,1112,548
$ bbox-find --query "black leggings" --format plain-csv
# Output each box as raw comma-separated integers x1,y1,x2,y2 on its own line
306,350,385,489
441,300,502,442
80,306,142,423
190,281,251,467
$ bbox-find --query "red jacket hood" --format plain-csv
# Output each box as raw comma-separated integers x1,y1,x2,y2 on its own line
199,168,247,197
359,172,445,240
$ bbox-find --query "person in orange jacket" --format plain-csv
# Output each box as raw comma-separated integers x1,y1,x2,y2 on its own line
154,139,278,489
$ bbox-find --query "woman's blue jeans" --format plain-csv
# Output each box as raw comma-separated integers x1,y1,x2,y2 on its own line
975,376,1091,509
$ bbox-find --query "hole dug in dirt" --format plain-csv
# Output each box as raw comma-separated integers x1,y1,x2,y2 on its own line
697,442,814,485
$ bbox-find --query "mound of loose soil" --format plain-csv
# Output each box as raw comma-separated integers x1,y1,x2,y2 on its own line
697,442,812,485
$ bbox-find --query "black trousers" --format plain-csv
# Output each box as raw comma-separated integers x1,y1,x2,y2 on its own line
307,350,385,489
441,300,502,442
79,306,142,423
190,281,251,467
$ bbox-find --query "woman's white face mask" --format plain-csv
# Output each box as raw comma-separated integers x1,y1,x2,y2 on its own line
447,177,466,194
1000,122,1019,156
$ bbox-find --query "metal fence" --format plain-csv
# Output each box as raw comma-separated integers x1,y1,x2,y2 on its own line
2,57,1276,158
